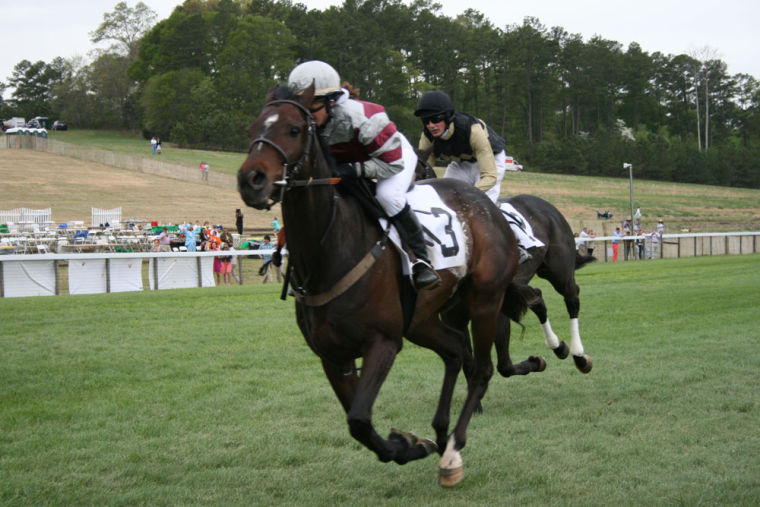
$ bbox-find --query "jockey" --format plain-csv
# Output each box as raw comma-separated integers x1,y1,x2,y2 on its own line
415,90,536,263
287,60,440,290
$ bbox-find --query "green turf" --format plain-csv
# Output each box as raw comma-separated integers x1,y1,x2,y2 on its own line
1,254,759,504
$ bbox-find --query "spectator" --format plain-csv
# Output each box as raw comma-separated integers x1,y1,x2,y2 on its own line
152,239,162,252
586,229,596,257
271,216,281,233
623,220,633,260
206,225,222,252
651,227,660,259
259,234,282,283
578,227,589,255
219,225,233,248
219,243,233,286
612,227,622,262
158,226,172,252
199,221,212,250
657,219,665,237
150,136,157,155
200,161,209,181
156,137,162,154
235,208,244,235
636,230,646,259
181,222,197,252
211,235,223,285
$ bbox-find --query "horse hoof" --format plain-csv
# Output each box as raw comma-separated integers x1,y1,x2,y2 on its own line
439,435,463,487
389,428,438,456
532,356,547,372
418,438,438,456
553,342,569,359
438,465,464,487
573,354,593,373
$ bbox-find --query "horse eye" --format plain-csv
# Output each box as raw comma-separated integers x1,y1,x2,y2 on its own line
289,126,301,137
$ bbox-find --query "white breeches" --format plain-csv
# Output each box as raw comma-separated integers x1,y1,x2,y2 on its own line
376,135,417,217
443,150,507,203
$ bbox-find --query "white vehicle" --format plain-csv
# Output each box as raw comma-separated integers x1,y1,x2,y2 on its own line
505,155,523,171
3,117,26,129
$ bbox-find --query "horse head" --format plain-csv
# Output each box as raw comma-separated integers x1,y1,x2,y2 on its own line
238,84,324,210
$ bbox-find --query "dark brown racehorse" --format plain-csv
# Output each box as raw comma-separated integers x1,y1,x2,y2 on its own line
237,84,528,486
414,161,595,376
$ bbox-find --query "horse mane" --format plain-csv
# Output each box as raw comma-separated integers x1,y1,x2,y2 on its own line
266,84,301,102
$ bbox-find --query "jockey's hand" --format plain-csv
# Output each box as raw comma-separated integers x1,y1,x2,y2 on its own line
333,163,357,179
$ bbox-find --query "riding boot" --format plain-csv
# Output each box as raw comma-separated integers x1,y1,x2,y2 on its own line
392,204,441,290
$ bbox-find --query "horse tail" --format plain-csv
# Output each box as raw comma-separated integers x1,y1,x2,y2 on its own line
502,282,541,322
575,252,596,270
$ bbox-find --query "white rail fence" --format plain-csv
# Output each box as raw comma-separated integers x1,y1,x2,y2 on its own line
0,250,277,298
1,232,758,298
577,232,760,262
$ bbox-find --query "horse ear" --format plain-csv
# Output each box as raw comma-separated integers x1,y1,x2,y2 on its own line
265,85,278,103
299,82,316,107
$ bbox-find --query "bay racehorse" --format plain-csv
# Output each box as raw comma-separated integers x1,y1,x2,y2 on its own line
237,84,530,486
415,162,595,376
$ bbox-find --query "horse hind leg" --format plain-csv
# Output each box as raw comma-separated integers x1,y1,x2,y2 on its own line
526,287,569,360
564,285,593,373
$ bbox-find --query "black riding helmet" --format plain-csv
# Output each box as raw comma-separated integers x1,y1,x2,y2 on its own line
414,90,455,125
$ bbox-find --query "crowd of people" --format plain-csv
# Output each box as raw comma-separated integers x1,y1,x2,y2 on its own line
578,218,666,262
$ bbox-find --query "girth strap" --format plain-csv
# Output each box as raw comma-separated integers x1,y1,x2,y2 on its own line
295,239,388,307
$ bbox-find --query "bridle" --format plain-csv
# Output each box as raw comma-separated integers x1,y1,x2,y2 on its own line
247,99,339,206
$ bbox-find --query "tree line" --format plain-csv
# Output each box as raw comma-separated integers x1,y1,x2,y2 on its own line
2,0,759,188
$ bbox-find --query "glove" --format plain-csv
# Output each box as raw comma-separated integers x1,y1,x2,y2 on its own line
332,162,357,179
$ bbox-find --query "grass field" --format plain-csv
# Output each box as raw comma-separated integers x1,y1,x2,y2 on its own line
13,129,757,233
2,255,759,504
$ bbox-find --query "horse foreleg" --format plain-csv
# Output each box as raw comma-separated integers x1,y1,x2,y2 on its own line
496,314,546,377
325,338,436,465
564,287,592,373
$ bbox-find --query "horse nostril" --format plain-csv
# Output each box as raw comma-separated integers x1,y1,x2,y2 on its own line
248,170,267,189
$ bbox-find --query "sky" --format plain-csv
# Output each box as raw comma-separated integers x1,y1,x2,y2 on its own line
2,0,759,99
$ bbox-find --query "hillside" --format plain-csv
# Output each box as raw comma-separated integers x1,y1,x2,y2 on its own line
2,144,759,234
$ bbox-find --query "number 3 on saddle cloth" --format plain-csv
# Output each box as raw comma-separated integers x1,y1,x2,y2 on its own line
380,186,544,277
380,185,468,277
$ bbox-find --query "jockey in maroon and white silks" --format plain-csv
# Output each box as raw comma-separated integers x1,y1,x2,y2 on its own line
319,88,415,218
288,60,440,290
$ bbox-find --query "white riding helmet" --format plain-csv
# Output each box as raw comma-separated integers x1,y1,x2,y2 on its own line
288,60,341,97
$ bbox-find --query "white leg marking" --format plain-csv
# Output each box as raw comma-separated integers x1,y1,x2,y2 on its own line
569,318,584,356
439,435,462,471
541,318,560,349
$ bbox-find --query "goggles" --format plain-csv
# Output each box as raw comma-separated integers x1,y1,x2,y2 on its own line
421,113,447,125
309,100,327,113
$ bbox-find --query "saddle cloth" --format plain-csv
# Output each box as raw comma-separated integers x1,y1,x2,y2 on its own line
379,188,544,277
379,185,468,276
498,202,545,250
